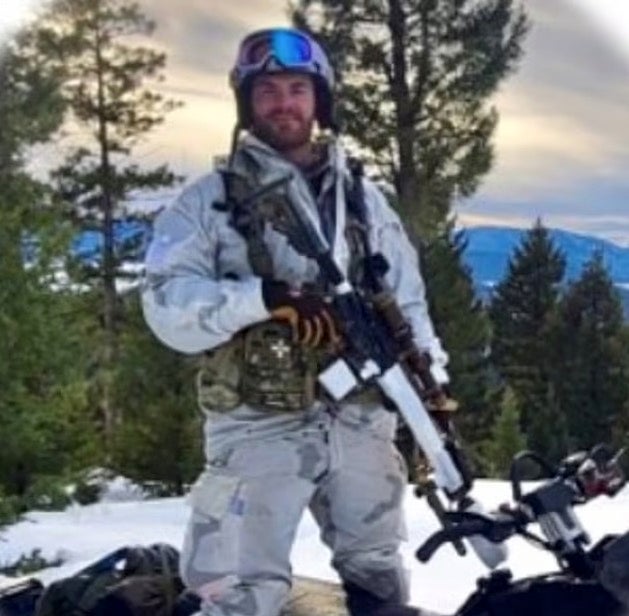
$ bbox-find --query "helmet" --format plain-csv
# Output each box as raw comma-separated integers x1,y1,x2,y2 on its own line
229,28,336,130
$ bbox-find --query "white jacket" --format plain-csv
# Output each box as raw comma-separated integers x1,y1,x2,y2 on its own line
141,135,449,383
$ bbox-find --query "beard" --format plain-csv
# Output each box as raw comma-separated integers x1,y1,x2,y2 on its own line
251,112,315,153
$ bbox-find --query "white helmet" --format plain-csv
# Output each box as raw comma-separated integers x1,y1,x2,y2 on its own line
229,28,336,130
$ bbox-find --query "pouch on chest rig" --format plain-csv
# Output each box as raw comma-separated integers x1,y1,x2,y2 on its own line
197,337,244,412
240,321,317,411
196,321,318,413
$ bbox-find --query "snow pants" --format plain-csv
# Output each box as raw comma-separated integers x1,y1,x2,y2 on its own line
180,403,409,616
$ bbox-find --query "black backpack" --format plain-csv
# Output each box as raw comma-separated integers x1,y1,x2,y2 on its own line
0,578,44,616
35,543,183,616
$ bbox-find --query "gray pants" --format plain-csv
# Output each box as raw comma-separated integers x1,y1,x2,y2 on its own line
180,404,409,616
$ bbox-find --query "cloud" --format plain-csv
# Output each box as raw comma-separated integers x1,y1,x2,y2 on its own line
137,89,236,178
491,0,629,162
483,79,629,198
571,0,629,60
140,0,290,79
464,0,629,242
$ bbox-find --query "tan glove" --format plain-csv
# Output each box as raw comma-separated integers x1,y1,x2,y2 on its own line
427,385,460,413
262,280,341,348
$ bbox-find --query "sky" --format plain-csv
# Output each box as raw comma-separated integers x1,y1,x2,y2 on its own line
2,479,629,614
2,0,629,246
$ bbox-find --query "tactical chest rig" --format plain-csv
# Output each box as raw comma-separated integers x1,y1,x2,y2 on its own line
197,152,375,414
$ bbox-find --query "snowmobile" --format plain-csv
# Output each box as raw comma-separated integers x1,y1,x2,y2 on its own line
283,443,629,616
415,443,629,616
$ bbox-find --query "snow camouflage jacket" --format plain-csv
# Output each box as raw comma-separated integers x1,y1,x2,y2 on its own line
141,134,449,399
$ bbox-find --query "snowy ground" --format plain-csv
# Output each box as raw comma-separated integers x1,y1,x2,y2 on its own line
1,479,628,614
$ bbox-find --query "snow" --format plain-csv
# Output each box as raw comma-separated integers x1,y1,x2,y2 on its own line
1,480,628,614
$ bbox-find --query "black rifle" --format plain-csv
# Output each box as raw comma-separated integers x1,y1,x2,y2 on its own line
250,172,507,569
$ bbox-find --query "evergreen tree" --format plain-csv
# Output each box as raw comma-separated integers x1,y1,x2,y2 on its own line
489,220,566,459
421,225,492,447
292,0,528,236
35,0,182,448
0,30,96,499
110,297,203,494
482,387,526,478
614,326,629,457
548,252,629,450
529,380,569,463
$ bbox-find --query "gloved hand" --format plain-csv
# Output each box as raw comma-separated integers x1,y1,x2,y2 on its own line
427,383,459,413
262,280,341,348
405,351,458,413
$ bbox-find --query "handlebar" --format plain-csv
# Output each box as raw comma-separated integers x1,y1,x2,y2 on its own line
416,444,626,565
509,450,556,502
416,509,526,563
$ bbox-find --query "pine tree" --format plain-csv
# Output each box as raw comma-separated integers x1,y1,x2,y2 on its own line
482,387,526,478
548,252,629,450
613,396,629,479
35,0,182,448
613,326,629,457
292,0,528,237
420,225,492,447
489,220,567,460
0,30,96,498
110,297,203,494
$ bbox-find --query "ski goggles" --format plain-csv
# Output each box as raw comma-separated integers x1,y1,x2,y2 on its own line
236,29,315,72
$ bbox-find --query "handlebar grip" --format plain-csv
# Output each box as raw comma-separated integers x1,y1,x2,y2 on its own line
416,529,452,562
416,513,517,564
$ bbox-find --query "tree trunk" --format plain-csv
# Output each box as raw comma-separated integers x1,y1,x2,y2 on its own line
388,0,417,230
95,19,118,452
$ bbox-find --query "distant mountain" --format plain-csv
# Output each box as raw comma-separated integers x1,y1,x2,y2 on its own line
69,221,629,318
461,226,629,319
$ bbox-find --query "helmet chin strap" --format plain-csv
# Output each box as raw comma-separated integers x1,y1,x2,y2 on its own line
227,122,242,170
328,115,341,136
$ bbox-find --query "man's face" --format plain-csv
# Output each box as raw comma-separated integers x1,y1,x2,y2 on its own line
249,72,316,152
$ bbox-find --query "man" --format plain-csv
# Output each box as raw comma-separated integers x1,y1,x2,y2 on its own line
142,27,449,616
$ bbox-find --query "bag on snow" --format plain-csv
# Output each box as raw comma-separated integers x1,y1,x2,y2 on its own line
35,543,183,616
0,578,44,616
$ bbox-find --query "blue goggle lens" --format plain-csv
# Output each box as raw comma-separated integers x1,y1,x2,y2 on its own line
243,30,312,67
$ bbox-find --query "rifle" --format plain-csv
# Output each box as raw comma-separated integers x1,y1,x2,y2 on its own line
231,172,507,569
